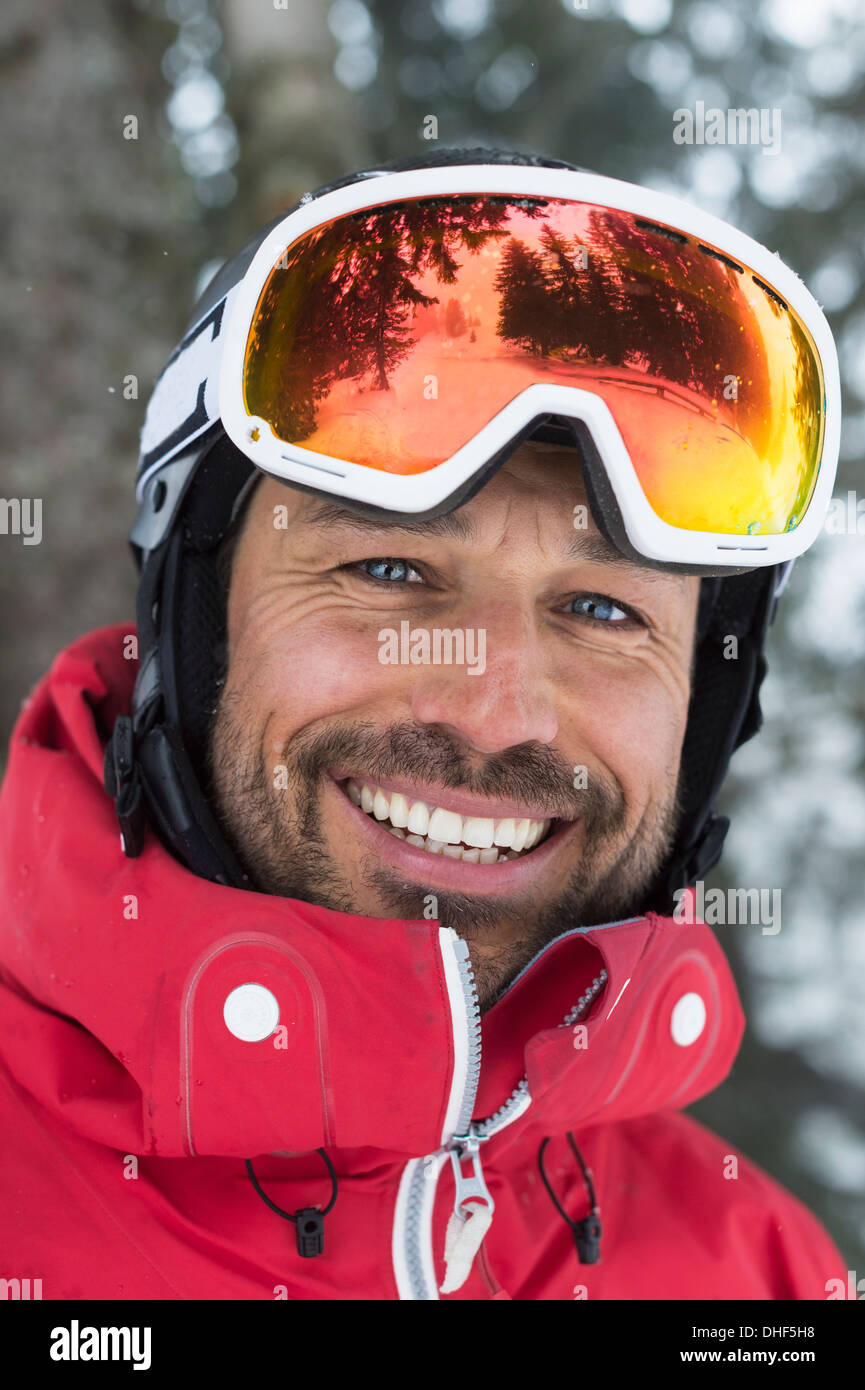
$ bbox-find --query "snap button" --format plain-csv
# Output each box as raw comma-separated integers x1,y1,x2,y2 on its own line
223,983,280,1042
670,991,706,1046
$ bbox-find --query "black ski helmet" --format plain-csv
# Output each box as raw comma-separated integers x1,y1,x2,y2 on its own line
104,146,788,914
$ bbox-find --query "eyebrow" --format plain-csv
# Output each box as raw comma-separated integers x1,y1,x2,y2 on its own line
560,532,680,584
300,498,680,585
302,498,475,541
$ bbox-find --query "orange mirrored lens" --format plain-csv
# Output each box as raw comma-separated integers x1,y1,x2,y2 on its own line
243,195,824,535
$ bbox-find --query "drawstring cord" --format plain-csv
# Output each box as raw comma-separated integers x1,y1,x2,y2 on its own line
245,1150,338,1257
244,1138,597,1279
537,1133,602,1265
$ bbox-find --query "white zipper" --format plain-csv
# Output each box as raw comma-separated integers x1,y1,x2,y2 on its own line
393,929,482,1299
392,926,607,1299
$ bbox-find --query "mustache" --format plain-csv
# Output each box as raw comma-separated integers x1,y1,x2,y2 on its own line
279,720,625,830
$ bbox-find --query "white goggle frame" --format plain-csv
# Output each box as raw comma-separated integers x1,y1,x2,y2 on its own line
139,164,841,571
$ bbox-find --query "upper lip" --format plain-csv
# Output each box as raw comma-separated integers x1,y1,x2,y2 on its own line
329,770,568,824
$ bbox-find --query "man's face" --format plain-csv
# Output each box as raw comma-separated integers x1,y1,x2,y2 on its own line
209,443,700,1012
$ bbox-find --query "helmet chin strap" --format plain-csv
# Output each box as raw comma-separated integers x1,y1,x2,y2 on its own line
645,562,778,913
106,434,256,888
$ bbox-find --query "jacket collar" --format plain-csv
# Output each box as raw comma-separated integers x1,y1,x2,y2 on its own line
0,624,744,1161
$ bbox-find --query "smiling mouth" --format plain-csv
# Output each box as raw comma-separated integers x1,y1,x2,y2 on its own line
341,777,557,865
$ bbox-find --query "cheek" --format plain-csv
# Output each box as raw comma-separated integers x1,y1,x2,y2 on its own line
560,660,689,803
226,607,406,736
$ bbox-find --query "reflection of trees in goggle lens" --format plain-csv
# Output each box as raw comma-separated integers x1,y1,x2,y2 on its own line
244,197,820,480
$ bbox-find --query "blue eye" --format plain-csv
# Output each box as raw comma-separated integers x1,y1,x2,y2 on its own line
361,558,421,583
569,595,629,624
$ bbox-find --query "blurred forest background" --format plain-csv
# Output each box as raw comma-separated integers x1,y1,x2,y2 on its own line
1,0,863,1274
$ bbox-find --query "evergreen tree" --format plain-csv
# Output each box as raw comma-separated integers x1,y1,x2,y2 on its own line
444,296,468,337
493,236,556,355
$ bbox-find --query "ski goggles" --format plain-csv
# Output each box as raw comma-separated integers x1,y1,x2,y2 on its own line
138,165,840,571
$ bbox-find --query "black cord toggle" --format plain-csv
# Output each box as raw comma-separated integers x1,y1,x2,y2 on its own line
245,1150,338,1258
293,1208,326,1258
572,1212,603,1264
538,1133,602,1266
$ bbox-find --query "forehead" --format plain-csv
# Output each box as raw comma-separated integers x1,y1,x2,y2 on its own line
251,442,684,587
304,444,585,528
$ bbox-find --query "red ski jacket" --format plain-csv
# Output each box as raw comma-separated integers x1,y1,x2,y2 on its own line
0,625,847,1300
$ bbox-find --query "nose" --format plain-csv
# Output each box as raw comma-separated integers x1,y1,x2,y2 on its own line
408,602,558,754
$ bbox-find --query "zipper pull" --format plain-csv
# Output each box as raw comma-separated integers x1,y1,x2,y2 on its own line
439,1128,495,1295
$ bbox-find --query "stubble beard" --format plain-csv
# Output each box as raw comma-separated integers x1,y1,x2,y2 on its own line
207,690,681,1013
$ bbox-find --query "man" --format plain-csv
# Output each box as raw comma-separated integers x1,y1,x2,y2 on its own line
0,147,848,1299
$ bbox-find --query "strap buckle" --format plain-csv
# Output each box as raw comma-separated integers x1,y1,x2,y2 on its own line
103,714,146,857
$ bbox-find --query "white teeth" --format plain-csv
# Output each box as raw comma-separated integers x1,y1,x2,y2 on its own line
511,818,531,852
428,807,463,844
534,819,550,847
347,780,554,864
387,829,515,863
406,800,430,836
462,816,495,849
493,818,516,848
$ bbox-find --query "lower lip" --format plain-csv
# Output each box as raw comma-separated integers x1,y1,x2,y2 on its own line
326,777,577,895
